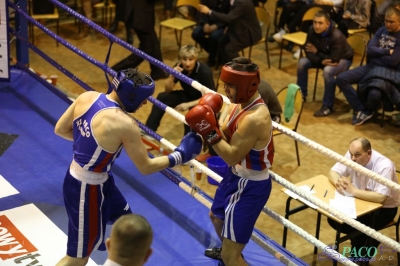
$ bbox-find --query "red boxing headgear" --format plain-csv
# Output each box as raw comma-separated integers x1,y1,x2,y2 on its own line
219,57,260,103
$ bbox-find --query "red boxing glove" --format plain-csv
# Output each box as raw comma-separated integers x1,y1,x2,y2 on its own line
198,93,223,114
185,105,222,145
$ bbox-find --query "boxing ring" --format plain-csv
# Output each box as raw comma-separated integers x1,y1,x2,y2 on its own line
2,0,400,265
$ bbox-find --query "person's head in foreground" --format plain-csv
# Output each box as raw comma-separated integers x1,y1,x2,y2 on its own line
106,213,153,266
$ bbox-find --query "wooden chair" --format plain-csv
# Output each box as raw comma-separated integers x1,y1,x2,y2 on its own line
159,0,200,50
311,35,366,101
278,6,323,69
93,0,116,27
29,0,60,47
247,7,271,68
273,86,304,166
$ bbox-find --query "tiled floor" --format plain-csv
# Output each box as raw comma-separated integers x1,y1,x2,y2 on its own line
10,1,400,265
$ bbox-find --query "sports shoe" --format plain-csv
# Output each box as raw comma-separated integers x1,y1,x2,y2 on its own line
205,247,222,260
392,113,400,126
268,35,276,43
352,111,373,126
314,105,333,117
272,29,286,43
293,48,301,60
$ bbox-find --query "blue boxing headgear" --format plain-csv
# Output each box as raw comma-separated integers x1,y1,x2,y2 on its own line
112,68,155,113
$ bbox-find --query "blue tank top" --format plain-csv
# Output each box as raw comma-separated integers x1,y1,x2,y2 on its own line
72,94,123,173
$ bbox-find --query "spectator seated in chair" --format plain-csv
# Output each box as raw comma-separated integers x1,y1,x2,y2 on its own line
145,45,216,138
296,10,353,117
336,6,400,126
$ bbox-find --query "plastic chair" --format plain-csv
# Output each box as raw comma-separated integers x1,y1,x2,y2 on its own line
159,0,200,50
348,28,371,39
29,0,60,47
247,7,271,68
311,35,366,101
93,0,116,27
278,6,323,69
273,87,304,166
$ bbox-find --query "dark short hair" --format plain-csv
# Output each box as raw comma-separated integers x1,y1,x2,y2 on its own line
390,0,400,9
314,10,331,21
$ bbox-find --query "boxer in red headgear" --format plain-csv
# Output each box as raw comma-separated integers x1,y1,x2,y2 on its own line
186,57,274,266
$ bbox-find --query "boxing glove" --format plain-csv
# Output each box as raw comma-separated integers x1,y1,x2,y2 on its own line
185,105,222,145
168,132,202,167
198,93,224,114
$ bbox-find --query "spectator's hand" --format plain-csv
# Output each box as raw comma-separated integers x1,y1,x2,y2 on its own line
390,49,394,55
339,178,356,196
342,11,351,18
175,102,190,111
198,4,210,14
305,43,317,54
203,23,210,32
204,24,218,33
321,59,338,66
173,64,183,73
336,177,347,193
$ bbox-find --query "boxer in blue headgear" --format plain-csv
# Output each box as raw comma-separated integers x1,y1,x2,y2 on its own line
55,67,202,266
112,68,155,113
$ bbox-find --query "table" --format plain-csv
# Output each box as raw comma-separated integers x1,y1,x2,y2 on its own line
281,174,382,265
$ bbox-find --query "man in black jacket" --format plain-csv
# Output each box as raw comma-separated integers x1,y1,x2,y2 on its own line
110,0,167,80
297,10,353,116
198,0,261,65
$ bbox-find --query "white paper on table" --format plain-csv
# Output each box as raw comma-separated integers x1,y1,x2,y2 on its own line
328,190,357,218
284,185,319,209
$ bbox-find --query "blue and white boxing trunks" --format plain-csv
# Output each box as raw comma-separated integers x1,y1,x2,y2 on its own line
211,168,272,244
63,161,131,258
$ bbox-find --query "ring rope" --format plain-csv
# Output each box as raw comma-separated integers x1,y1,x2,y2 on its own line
146,93,400,194
270,171,400,253
271,121,400,192
143,96,400,254
10,2,398,263
136,118,371,264
262,207,357,266
7,0,116,76
140,125,357,265
8,27,94,93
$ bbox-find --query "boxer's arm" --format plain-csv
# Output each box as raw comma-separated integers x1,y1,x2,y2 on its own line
213,111,267,166
121,117,170,175
55,99,77,141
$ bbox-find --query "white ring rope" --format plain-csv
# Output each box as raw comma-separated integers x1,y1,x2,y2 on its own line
170,83,400,194
154,134,296,265
153,89,400,256
270,170,400,253
263,207,358,266
155,132,359,265
271,121,400,192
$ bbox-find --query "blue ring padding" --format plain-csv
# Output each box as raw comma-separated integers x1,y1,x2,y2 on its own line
0,68,308,265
